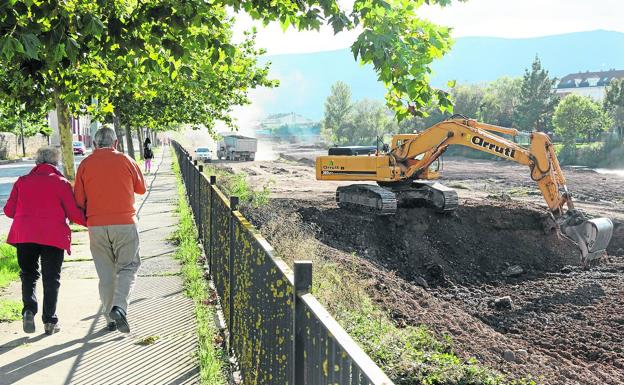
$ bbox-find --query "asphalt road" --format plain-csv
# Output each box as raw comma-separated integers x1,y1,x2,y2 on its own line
0,155,87,206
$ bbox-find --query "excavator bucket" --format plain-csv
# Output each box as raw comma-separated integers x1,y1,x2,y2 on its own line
560,212,613,264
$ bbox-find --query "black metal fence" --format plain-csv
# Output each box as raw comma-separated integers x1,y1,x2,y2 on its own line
173,141,394,385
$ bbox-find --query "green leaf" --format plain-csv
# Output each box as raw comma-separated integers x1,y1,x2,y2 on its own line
52,43,66,62
279,15,290,32
21,33,40,59
101,102,114,114
83,15,105,37
65,38,79,61
447,79,456,88
0,36,24,60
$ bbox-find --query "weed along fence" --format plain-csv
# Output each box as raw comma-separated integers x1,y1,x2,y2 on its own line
172,141,394,385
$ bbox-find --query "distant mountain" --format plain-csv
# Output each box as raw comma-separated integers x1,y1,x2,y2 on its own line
256,30,624,120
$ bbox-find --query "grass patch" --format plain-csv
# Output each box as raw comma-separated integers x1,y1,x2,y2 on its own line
70,225,87,233
0,241,19,289
0,299,21,322
172,155,227,385
508,187,530,197
201,164,271,208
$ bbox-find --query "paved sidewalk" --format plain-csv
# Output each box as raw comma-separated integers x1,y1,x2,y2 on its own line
0,149,199,385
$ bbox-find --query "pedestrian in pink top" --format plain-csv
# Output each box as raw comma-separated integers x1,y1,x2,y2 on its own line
3,147,86,335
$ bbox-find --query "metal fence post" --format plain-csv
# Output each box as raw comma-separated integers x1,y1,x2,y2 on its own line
183,154,186,183
228,195,239,351
197,165,203,240
191,161,197,216
187,155,192,195
294,261,313,385
185,156,190,190
209,175,216,274
193,160,199,219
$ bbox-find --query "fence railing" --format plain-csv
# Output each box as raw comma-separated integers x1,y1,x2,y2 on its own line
172,141,394,385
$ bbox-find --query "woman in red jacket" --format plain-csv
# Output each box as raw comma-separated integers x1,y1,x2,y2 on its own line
3,147,86,335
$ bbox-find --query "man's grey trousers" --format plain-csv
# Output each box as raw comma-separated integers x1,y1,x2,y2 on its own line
88,224,141,321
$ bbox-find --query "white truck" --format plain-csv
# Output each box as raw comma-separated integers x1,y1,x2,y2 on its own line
217,135,257,161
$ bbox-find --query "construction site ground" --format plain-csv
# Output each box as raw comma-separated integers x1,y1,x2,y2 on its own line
214,144,624,385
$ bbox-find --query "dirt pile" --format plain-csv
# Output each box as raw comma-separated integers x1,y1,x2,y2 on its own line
295,198,580,286
244,197,624,385
608,219,624,255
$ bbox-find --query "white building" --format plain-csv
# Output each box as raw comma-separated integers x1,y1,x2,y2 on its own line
47,111,97,148
554,69,624,101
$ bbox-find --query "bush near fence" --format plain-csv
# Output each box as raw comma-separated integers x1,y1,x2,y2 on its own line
173,141,394,385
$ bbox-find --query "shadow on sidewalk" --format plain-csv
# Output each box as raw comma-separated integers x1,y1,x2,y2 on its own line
0,324,121,385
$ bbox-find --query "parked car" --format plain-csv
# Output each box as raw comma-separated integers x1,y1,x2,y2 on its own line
73,141,86,155
194,147,212,162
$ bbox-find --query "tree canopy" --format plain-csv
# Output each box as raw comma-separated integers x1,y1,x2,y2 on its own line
515,56,558,132
553,94,611,146
321,81,353,144
478,77,522,127
604,79,624,141
322,81,395,145
0,0,461,177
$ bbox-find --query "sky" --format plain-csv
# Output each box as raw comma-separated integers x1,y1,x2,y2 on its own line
232,0,624,55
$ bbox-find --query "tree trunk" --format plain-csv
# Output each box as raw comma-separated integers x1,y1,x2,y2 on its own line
19,118,26,158
124,124,135,159
136,127,144,159
54,93,76,180
113,113,125,153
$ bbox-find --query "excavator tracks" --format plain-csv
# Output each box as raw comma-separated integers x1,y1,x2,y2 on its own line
336,185,397,215
336,181,458,215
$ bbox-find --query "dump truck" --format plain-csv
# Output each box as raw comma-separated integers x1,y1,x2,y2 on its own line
217,134,257,161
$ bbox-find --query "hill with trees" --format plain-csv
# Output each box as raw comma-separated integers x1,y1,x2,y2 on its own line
260,30,624,119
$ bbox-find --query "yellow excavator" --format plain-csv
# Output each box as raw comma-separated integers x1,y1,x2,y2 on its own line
315,116,613,264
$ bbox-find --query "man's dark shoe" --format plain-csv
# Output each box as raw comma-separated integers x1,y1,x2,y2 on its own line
107,322,117,332
109,306,130,333
44,323,61,335
23,310,35,334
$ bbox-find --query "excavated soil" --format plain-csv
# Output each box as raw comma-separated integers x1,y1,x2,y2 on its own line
296,199,579,285
245,197,624,385
216,145,624,384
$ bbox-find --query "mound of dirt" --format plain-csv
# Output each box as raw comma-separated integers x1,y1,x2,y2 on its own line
278,153,315,167
608,219,624,255
294,198,579,285
245,198,624,384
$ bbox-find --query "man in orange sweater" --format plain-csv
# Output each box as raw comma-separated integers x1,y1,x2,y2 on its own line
75,127,146,333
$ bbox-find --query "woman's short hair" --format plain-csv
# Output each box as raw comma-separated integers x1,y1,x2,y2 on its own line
35,146,61,166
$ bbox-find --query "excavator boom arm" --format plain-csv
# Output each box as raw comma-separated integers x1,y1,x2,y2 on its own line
393,118,568,215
